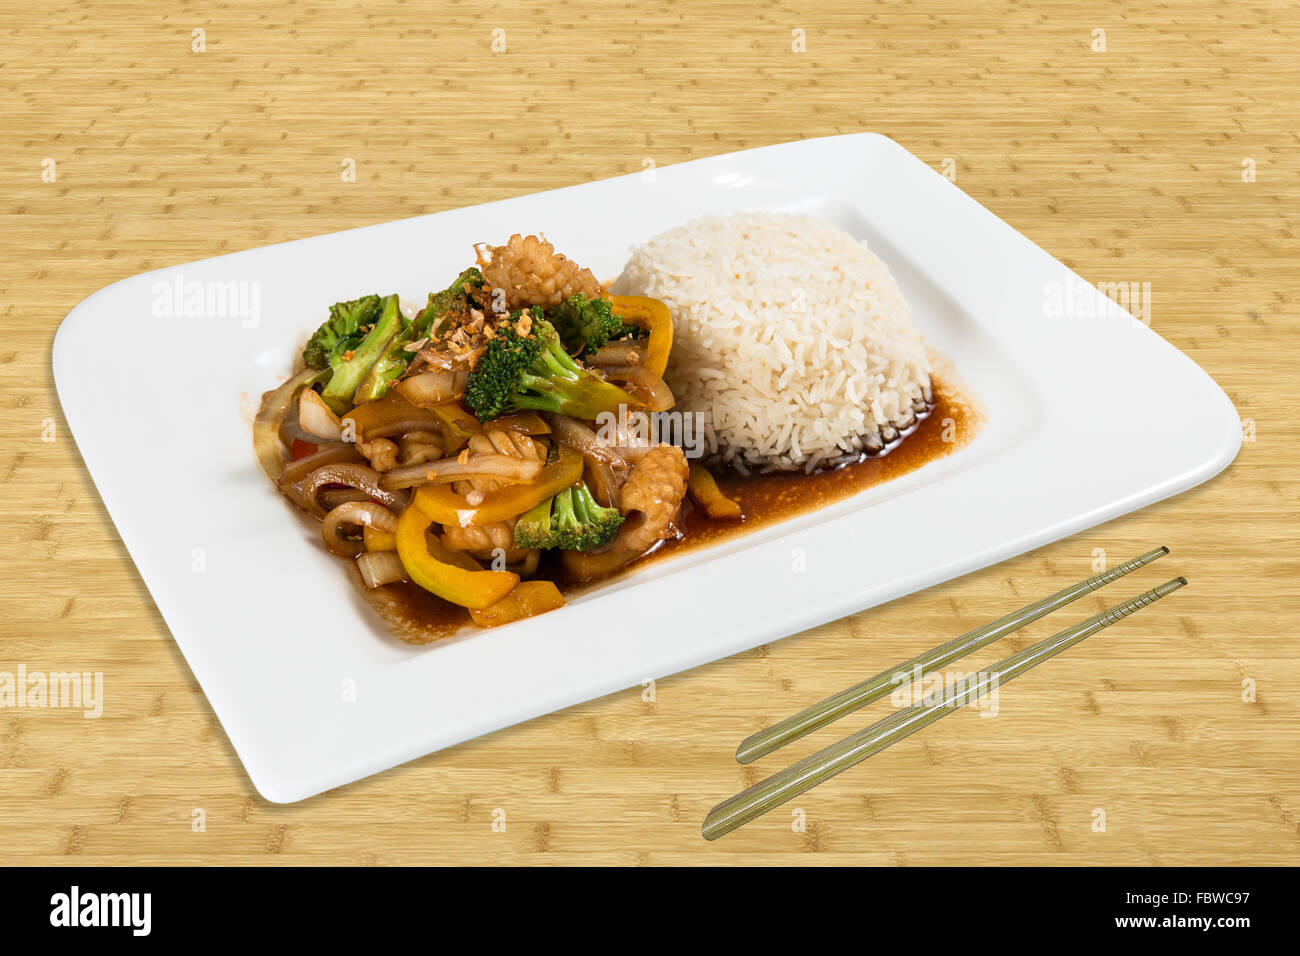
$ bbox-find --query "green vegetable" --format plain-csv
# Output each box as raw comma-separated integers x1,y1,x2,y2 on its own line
464,311,636,422
546,293,640,356
302,295,383,371
513,481,624,551
319,293,403,414
354,268,485,405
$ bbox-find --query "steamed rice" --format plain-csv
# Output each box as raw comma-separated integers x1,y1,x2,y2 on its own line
612,213,932,472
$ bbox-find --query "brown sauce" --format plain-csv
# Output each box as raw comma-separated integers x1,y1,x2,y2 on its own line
360,376,981,643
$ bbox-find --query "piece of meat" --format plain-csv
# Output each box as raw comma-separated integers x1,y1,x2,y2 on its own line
614,443,689,553
452,430,546,496
440,517,531,565
444,430,546,564
476,234,601,310
359,438,398,473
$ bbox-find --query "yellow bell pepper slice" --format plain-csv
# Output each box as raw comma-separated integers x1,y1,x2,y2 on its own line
412,445,583,527
394,504,518,608
687,464,743,519
609,294,673,377
428,403,478,453
364,526,396,552
469,580,566,627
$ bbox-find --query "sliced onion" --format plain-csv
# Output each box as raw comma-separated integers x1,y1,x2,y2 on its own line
299,387,344,440
318,488,372,511
489,412,551,436
322,501,400,556
395,370,465,407
588,342,647,367
279,441,364,485
584,458,622,510
253,368,321,482
599,365,675,412
380,453,544,491
546,413,631,508
301,463,409,518
544,413,630,467
342,393,442,444
357,550,407,588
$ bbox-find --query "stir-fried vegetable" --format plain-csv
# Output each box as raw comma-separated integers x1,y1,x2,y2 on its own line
468,581,566,627
319,294,404,413
514,481,623,551
357,268,484,404
357,550,406,588
547,293,639,357
298,387,344,440
394,504,518,608
412,445,583,527
253,367,327,482
380,452,544,491
303,295,384,372
464,311,636,422
687,463,743,519
609,295,673,377
321,501,399,557
259,232,697,635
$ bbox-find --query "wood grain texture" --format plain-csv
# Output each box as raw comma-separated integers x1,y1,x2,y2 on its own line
1,0,1296,865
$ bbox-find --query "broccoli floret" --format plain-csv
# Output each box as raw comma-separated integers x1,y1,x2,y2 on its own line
546,293,640,356
418,267,484,338
319,293,403,413
303,295,383,371
355,268,485,404
464,312,636,422
513,497,556,551
513,482,623,551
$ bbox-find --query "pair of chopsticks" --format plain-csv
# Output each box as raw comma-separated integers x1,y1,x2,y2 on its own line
702,546,1184,840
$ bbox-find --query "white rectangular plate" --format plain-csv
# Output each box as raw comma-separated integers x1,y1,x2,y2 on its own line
53,134,1240,802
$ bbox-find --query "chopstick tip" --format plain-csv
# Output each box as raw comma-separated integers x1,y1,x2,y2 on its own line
700,813,725,842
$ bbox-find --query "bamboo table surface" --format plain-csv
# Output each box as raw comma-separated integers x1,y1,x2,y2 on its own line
1,0,1296,866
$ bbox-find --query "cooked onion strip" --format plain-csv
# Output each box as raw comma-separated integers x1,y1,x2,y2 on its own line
545,414,629,509
357,550,407,588
544,413,630,467
301,463,409,518
317,488,372,511
490,412,551,436
253,367,321,482
584,458,622,510
279,442,364,485
299,387,344,440
599,365,675,412
394,370,466,407
381,453,544,491
322,501,400,557
342,393,442,444
588,341,647,367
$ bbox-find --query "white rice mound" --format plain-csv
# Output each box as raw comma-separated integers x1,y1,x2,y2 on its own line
612,213,932,473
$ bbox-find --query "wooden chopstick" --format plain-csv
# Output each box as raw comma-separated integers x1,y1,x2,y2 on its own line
735,546,1170,764
702,575,1187,840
